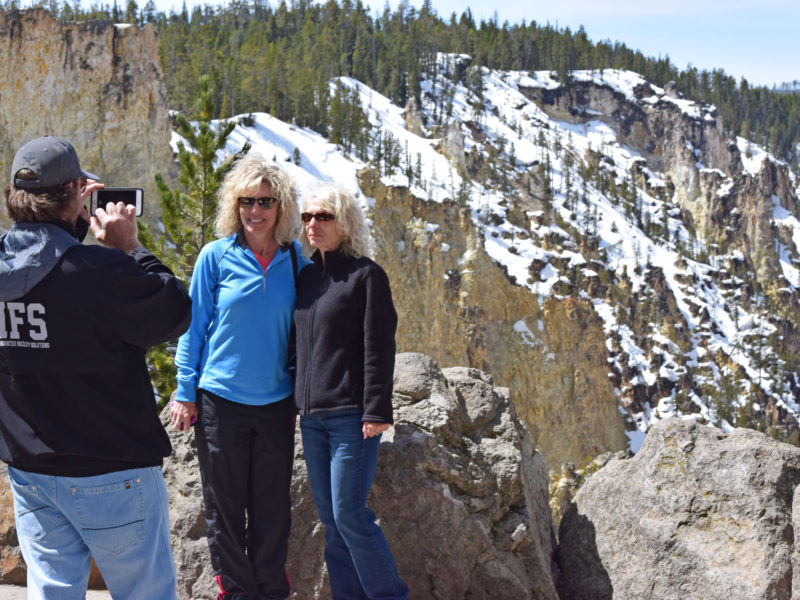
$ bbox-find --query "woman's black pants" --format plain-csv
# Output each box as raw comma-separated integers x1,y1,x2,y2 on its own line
195,389,296,599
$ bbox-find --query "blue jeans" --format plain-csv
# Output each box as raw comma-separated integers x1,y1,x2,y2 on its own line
300,411,408,600
7,465,177,600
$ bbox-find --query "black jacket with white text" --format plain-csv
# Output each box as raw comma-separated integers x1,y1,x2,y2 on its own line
0,221,191,476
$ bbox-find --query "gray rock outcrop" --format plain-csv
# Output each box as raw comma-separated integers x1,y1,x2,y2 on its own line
162,352,558,600
557,418,800,600
438,120,467,175
161,420,215,597
401,96,425,137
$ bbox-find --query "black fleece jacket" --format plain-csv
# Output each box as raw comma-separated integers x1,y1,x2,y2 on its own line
293,248,397,423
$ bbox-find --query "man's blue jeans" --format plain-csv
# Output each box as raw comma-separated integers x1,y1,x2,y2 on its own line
300,410,408,600
7,465,177,600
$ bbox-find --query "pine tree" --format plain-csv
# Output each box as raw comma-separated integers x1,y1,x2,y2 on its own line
141,0,156,23
456,176,471,206
144,75,249,405
539,156,553,212
154,75,247,282
328,80,347,147
124,0,139,25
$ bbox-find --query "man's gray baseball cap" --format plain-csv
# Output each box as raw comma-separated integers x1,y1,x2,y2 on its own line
10,136,99,189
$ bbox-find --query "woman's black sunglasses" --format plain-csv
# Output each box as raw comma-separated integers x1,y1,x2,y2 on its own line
238,197,277,209
301,211,335,223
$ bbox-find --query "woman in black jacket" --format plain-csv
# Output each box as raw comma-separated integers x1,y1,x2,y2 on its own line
294,184,408,600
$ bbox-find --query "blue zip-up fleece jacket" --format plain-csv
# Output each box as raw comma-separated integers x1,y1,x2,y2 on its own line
175,232,308,406
0,221,191,476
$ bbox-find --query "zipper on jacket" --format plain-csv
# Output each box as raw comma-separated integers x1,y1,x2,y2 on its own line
260,246,290,294
303,269,327,415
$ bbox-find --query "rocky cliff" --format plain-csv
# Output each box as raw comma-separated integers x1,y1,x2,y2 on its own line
361,169,629,472
517,73,800,444
0,8,174,230
523,77,799,300
345,61,800,473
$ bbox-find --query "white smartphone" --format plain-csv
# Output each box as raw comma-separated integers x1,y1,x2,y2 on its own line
90,188,143,216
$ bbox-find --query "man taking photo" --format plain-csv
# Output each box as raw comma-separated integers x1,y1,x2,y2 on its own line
0,136,191,598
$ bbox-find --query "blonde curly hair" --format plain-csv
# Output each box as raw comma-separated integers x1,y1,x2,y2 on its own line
300,184,370,258
214,154,300,245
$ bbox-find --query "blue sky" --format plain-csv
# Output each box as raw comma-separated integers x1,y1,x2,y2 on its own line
138,0,800,87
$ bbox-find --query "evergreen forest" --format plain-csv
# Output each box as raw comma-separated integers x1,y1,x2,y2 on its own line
4,0,800,167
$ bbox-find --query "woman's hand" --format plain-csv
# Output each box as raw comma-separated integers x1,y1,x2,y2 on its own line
170,400,198,433
362,422,390,439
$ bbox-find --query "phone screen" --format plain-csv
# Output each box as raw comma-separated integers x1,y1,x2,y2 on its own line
91,188,143,216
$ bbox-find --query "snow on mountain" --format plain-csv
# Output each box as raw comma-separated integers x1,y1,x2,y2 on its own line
175,54,800,452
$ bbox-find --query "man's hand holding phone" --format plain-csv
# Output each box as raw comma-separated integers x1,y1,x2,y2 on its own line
90,200,142,254
90,188,143,217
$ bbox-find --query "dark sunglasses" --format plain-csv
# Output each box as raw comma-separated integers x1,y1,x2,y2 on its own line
238,197,277,209
301,211,335,223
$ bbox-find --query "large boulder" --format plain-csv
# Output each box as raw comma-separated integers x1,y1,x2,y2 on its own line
163,352,558,599
556,418,800,600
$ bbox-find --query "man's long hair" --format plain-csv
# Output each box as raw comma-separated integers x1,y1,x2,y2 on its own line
4,171,76,222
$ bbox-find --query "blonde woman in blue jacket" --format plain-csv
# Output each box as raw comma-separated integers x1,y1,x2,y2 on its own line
171,155,307,600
